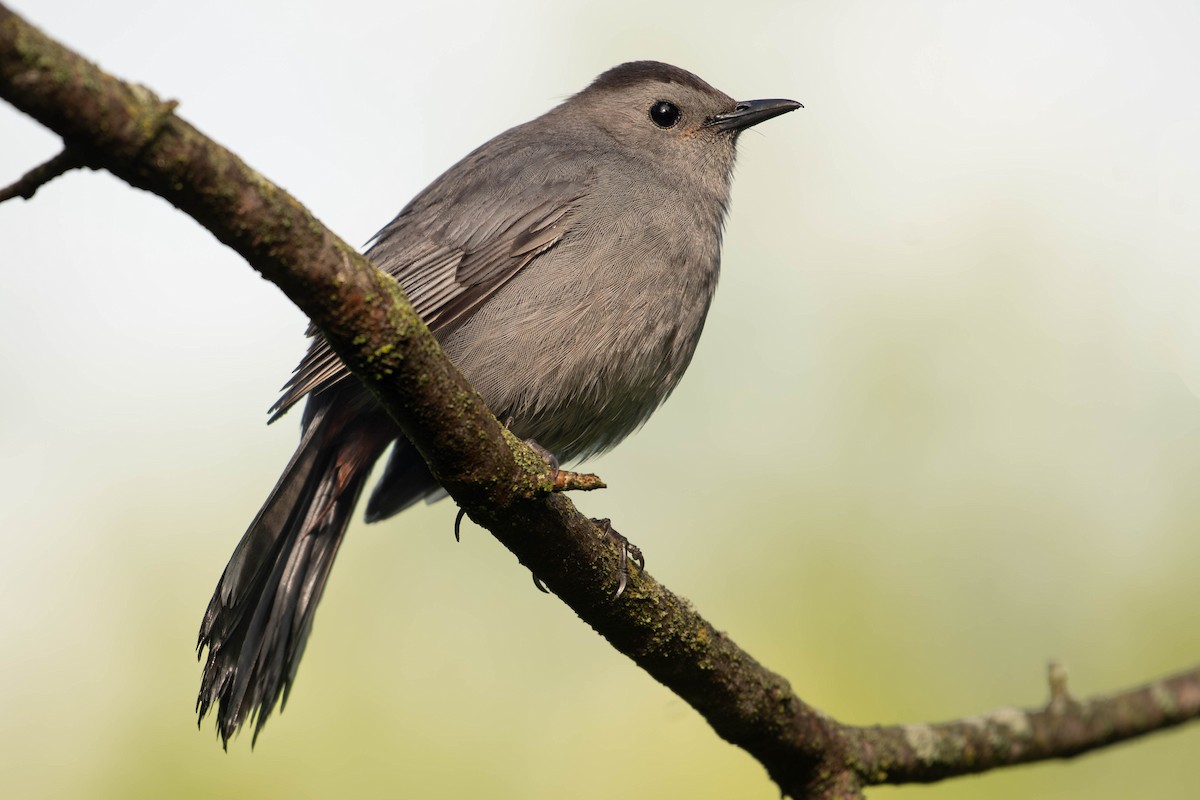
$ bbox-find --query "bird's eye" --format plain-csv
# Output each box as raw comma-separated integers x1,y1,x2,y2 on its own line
649,101,681,128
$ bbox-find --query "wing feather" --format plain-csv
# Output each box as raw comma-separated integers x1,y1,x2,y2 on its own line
268,176,586,421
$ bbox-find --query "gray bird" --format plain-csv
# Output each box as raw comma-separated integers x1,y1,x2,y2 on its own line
196,60,800,745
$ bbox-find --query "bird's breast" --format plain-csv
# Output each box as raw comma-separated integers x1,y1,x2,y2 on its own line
439,198,723,462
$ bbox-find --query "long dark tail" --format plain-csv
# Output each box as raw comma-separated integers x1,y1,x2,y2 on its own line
196,401,390,746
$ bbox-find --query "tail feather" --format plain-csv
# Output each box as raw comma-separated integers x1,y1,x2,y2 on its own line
197,403,387,745
363,439,442,522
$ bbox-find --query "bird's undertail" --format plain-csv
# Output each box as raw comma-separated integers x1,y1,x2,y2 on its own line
196,403,387,746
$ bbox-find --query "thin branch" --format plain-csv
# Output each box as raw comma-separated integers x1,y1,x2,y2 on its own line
1,6,1196,798
845,663,1200,789
0,145,86,201
552,468,606,492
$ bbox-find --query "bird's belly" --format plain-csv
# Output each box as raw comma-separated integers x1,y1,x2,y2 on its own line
439,259,714,462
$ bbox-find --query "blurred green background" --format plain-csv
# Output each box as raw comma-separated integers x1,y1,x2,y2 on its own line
2,1,1198,797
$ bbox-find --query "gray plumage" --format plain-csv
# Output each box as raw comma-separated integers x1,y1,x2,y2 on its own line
196,60,800,745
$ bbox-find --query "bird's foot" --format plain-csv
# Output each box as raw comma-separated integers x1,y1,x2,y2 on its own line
526,519,644,598
592,518,644,599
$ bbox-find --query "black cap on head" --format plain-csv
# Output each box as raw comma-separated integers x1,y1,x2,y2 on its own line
583,61,720,96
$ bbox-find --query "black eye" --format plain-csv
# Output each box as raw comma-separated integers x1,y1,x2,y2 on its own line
649,101,680,128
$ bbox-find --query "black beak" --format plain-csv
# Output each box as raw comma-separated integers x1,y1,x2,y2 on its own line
707,98,803,131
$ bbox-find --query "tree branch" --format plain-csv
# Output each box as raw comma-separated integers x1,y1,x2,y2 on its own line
0,144,85,200
848,662,1200,788
2,5,1195,797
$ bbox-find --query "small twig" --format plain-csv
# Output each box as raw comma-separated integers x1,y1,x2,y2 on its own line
1047,660,1079,714
551,469,606,493
0,146,86,202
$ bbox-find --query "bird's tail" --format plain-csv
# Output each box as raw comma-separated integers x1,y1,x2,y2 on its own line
196,401,389,746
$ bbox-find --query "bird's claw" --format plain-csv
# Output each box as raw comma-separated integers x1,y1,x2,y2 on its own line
592,518,643,599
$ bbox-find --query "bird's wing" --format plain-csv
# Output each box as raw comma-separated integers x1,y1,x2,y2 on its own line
268,176,586,422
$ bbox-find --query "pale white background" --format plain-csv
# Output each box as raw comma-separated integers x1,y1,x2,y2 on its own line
2,1,1199,798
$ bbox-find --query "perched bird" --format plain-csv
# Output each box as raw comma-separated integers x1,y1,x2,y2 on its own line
197,60,800,745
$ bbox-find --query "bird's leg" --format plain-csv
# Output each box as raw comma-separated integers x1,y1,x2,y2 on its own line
592,518,644,599
500,422,620,593
521,436,560,478
452,430,601,547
